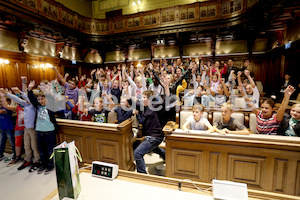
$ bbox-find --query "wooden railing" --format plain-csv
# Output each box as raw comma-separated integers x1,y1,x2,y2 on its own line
3,0,259,35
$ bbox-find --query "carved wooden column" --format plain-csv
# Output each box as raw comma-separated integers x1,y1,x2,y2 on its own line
178,33,183,59
17,32,29,52
56,42,65,58
123,47,128,64
211,34,217,61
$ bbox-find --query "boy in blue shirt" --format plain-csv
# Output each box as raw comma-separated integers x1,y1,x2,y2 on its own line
27,81,58,175
0,92,15,162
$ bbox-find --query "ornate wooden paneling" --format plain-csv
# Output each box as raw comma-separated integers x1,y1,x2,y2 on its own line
296,162,300,196
127,17,140,28
273,159,288,193
40,0,58,20
3,0,260,35
3,63,20,88
56,119,135,171
222,0,243,16
0,49,62,89
200,4,217,19
143,13,158,26
165,131,300,196
77,16,92,33
85,137,94,162
172,148,202,179
209,152,220,180
61,7,74,27
228,154,265,188
28,64,43,83
97,140,119,164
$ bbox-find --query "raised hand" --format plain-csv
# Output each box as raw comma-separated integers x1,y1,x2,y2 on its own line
198,54,202,60
133,110,139,115
237,71,242,77
284,85,295,96
28,80,35,91
244,70,250,77
0,90,5,98
65,73,69,78
148,63,154,70
91,69,96,75
189,62,194,70
0,88,5,96
21,76,27,84
11,87,21,94
237,85,243,92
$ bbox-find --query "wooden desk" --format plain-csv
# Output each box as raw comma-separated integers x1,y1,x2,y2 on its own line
56,119,135,171
45,169,299,200
165,130,300,196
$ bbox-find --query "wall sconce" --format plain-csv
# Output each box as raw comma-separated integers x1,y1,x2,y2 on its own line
0,58,10,64
40,63,53,71
132,0,141,6
132,0,142,12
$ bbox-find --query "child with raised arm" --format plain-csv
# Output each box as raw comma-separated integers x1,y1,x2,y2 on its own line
110,70,122,103
130,76,171,174
2,83,41,171
72,95,91,121
124,65,147,102
245,85,295,135
277,103,300,136
52,67,79,103
213,102,250,135
58,96,75,119
87,94,115,123
27,80,58,175
0,90,15,163
150,62,193,125
0,89,25,167
113,97,138,124
210,78,230,107
10,77,40,171
226,70,237,95
97,70,112,104
182,104,215,134
209,64,221,94
237,70,260,108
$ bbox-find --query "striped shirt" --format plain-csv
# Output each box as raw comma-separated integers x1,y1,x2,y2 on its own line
256,111,280,135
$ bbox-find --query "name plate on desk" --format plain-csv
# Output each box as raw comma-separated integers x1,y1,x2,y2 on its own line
91,161,118,180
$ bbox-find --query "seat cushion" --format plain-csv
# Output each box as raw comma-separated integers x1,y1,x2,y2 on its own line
249,113,257,133
212,112,245,127
180,111,208,128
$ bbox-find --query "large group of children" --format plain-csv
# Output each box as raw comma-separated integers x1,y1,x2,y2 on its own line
0,56,299,174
